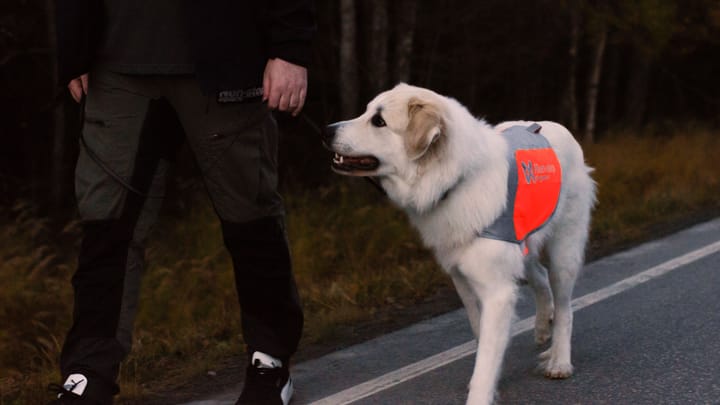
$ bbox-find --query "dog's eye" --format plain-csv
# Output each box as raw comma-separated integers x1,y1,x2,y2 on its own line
371,113,386,128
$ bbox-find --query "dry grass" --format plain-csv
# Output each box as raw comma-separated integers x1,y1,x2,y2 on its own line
585,128,720,248
287,183,447,345
1,128,719,403
0,202,76,404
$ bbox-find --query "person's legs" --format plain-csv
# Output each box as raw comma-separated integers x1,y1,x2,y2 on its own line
116,97,183,355
221,215,303,362
166,79,303,363
116,159,169,354
57,70,169,402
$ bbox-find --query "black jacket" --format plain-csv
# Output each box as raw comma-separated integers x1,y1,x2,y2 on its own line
55,0,315,93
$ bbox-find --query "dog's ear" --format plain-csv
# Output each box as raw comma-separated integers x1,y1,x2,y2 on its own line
405,97,445,161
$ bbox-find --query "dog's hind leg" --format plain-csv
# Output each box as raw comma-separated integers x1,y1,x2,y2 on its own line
525,253,554,346
451,272,482,340
540,197,592,379
539,240,581,379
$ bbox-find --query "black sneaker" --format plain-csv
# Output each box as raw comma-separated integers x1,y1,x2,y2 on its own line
236,352,293,405
47,374,104,405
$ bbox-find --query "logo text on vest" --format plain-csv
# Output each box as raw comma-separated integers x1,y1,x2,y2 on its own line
520,160,557,184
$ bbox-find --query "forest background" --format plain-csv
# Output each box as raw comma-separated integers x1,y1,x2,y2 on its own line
1,0,720,402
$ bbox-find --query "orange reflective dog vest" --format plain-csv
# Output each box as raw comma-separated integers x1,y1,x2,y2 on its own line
480,124,562,249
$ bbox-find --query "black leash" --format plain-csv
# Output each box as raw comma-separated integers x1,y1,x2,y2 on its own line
78,95,385,199
77,97,164,199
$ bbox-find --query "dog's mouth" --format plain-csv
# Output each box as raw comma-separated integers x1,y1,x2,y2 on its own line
331,152,380,175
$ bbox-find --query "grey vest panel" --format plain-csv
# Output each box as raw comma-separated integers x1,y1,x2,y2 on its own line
480,124,555,244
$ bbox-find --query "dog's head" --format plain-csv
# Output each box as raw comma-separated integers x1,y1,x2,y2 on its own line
325,84,448,177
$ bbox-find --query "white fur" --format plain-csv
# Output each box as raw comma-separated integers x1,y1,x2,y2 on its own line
329,84,596,404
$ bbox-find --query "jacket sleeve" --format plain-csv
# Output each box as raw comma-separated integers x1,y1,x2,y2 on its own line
55,0,101,85
266,0,316,68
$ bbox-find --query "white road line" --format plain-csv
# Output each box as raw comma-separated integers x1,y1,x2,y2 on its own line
309,240,720,405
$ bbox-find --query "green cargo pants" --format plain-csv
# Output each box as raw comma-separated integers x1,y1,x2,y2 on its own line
61,68,303,401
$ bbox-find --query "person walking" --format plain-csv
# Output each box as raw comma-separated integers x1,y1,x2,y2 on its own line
49,1,315,404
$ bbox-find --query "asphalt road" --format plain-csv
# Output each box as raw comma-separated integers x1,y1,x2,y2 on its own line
186,218,720,405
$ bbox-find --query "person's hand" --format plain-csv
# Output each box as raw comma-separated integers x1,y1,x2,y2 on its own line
68,73,89,103
263,58,307,116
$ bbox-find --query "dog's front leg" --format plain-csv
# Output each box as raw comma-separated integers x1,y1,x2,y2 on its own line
454,239,524,404
465,280,517,405
451,272,482,340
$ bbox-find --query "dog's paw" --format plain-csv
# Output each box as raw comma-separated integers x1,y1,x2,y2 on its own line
533,305,553,345
465,388,496,405
544,362,574,379
538,348,573,379
534,318,552,346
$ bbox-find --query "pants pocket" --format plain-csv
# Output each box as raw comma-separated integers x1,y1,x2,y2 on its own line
198,125,264,222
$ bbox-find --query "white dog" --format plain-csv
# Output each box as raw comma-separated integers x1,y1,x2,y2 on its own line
325,84,596,404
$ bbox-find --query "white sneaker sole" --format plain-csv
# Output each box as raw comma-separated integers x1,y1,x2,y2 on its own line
281,377,293,405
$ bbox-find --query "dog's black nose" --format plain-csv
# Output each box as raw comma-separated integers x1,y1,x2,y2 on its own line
323,122,342,148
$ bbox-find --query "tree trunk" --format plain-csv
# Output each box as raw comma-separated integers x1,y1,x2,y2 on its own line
368,0,389,93
392,0,417,84
339,0,359,117
563,2,580,133
47,0,67,212
624,47,652,128
584,23,607,144
601,40,620,129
